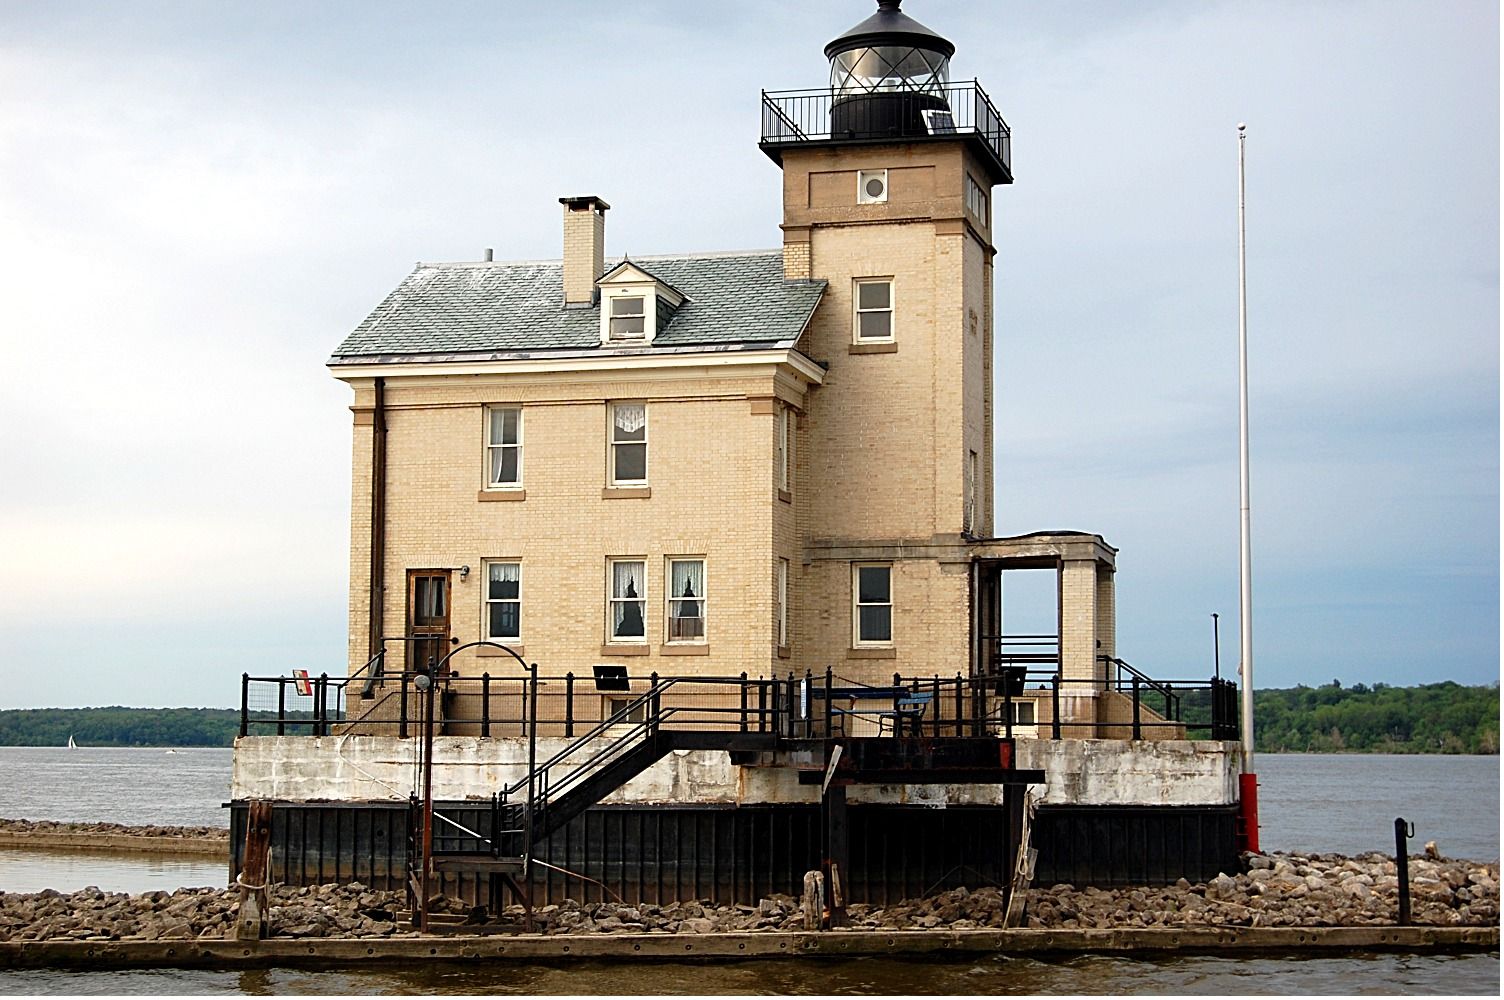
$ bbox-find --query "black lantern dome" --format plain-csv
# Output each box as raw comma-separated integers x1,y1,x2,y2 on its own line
825,0,954,97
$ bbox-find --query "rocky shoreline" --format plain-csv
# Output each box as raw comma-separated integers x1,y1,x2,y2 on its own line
0,852,1495,943
0,819,227,841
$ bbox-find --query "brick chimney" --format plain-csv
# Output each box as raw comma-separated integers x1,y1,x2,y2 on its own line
560,195,609,306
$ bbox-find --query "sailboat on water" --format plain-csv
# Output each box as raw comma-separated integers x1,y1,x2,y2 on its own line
66,734,77,749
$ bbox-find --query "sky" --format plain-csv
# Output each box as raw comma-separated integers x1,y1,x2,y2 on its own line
0,0,1496,709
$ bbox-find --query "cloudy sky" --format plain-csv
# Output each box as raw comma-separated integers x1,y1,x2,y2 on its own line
0,0,1496,709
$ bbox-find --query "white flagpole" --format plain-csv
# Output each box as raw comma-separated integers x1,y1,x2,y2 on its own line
1237,122,1255,774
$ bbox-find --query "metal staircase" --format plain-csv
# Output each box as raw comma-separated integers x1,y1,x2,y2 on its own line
406,675,785,930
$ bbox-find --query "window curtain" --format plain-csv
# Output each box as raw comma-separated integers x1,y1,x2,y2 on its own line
613,562,645,638
614,403,646,435
488,564,520,639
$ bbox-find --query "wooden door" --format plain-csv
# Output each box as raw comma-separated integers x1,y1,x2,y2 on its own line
406,569,452,677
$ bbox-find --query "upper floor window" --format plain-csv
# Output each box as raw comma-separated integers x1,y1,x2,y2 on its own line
965,173,989,224
854,279,894,343
608,295,646,340
485,562,521,642
610,403,647,484
609,559,647,642
853,563,892,646
486,407,522,488
666,558,706,643
777,558,790,648
965,450,978,533
776,407,791,493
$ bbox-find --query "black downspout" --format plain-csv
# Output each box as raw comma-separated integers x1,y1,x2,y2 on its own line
368,377,388,667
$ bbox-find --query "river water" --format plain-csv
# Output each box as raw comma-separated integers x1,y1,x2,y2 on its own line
0,747,1497,994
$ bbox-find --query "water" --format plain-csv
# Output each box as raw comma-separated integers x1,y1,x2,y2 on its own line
1255,754,1499,861
0,747,231,827
0,749,1497,993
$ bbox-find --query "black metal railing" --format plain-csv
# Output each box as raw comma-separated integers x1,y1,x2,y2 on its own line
760,81,1011,178
241,663,1239,743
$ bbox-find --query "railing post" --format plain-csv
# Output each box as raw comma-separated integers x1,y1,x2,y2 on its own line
481,672,491,738
649,671,660,734
954,672,964,737
1003,666,1013,739
276,679,286,737
786,673,796,738
758,677,768,733
399,673,409,740
824,666,833,737
1131,675,1142,741
565,672,575,738
1051,673,1062,740
803,670,814,739
740,672,749,733
240,674,249,738
319,673,329,736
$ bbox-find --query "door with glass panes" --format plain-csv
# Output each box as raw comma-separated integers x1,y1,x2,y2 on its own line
406,570,452,677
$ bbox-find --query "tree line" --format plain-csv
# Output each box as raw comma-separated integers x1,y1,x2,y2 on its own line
0,681,1497,751
1181,680,1498,753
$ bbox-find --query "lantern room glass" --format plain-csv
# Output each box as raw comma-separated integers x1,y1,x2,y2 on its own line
829,44,950,97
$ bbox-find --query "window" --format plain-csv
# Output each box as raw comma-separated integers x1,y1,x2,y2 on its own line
610,402,647,484
853,563,892,646
965,173,989,223
856,168,888,204
608,295,646,340
776,407,790,493
666,559,706,642
606,696,647,724
1007,701,1036,726
486,407,522,488
485,562,521,641
777,558,789,648
854,279,894,342
965,450,978,533
609,559,647,642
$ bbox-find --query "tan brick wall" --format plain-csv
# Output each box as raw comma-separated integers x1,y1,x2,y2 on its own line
340,368,810,684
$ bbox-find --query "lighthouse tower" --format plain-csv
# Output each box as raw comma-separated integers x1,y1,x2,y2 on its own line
760,0,1012,680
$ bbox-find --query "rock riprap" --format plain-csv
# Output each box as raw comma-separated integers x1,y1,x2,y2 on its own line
1025,852,1499,930
0,852,1494,941
0,818,227,841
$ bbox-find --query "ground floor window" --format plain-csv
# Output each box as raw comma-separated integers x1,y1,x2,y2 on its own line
609,559,647,641
667,558,706,642
853,563,892,646
485,562,521,641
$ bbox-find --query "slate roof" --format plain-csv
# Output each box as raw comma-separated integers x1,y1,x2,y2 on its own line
330,251,826,363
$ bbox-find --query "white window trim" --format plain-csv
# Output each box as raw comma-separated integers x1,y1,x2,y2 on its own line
665,557,708,644
607,558,649,644
852,562,893,648
856,168,888,204
777,558,789,648
484,406,523,490
607,294,647,341
609,401,649,486
482,561,522,642
853,277,895,344
599,283,659,346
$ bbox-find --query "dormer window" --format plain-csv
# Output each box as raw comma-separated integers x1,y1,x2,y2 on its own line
597,260,685,347
609,295,646,340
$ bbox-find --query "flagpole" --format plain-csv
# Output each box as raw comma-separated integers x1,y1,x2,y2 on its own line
1236,121,1259,853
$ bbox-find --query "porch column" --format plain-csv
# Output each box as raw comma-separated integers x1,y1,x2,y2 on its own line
1058,557,1102,732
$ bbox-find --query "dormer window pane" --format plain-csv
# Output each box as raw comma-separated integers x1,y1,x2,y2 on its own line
609,296,646,339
